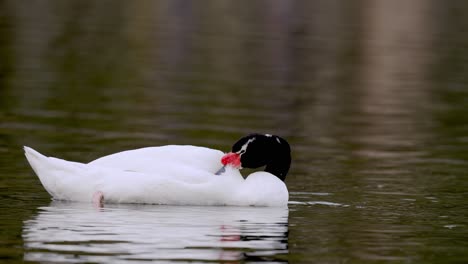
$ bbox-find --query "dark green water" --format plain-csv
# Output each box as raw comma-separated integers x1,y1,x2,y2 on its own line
1,1,468,263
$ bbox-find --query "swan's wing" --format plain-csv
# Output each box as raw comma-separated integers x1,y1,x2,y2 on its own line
24,146,233,203
88,145,224,174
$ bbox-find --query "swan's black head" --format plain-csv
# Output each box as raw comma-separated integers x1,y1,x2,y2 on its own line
221,133,291,181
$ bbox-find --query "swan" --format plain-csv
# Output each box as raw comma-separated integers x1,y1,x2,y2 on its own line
24,134,291,207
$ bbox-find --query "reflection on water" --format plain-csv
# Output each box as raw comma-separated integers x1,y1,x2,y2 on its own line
23,202,288,263
0,0,468,263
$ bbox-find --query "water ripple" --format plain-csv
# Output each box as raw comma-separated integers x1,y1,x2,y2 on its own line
23,202,289,263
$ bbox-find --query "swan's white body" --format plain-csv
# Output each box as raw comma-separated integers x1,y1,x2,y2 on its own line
24,146,288,207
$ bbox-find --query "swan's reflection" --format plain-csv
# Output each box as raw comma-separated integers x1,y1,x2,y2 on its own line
23,201,288,263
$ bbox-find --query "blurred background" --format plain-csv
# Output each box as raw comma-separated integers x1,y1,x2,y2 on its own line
0,0,467,263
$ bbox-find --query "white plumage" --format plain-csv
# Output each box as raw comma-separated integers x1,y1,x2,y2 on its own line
24,146,288,207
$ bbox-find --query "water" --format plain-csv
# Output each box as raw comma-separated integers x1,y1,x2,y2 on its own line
23,203,288,263
1,1,468,263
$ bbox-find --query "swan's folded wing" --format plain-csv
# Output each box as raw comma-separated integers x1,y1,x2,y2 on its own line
89,145,224,175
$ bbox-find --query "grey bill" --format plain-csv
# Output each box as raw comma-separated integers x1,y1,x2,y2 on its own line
215,166,226,175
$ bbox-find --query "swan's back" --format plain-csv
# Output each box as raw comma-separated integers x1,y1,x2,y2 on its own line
89,145,224,175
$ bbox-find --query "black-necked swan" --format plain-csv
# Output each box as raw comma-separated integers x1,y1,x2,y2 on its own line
24,133,291,206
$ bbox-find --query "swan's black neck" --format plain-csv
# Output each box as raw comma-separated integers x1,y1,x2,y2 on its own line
231,133,291,181
265,152,291,181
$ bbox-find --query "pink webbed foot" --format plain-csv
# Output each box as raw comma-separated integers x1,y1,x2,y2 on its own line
92,191,104,208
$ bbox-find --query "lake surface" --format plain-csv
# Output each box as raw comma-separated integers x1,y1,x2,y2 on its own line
1,1,468,263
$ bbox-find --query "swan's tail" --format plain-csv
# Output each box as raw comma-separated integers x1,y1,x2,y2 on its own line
24,146,92,201
24,146,49,176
